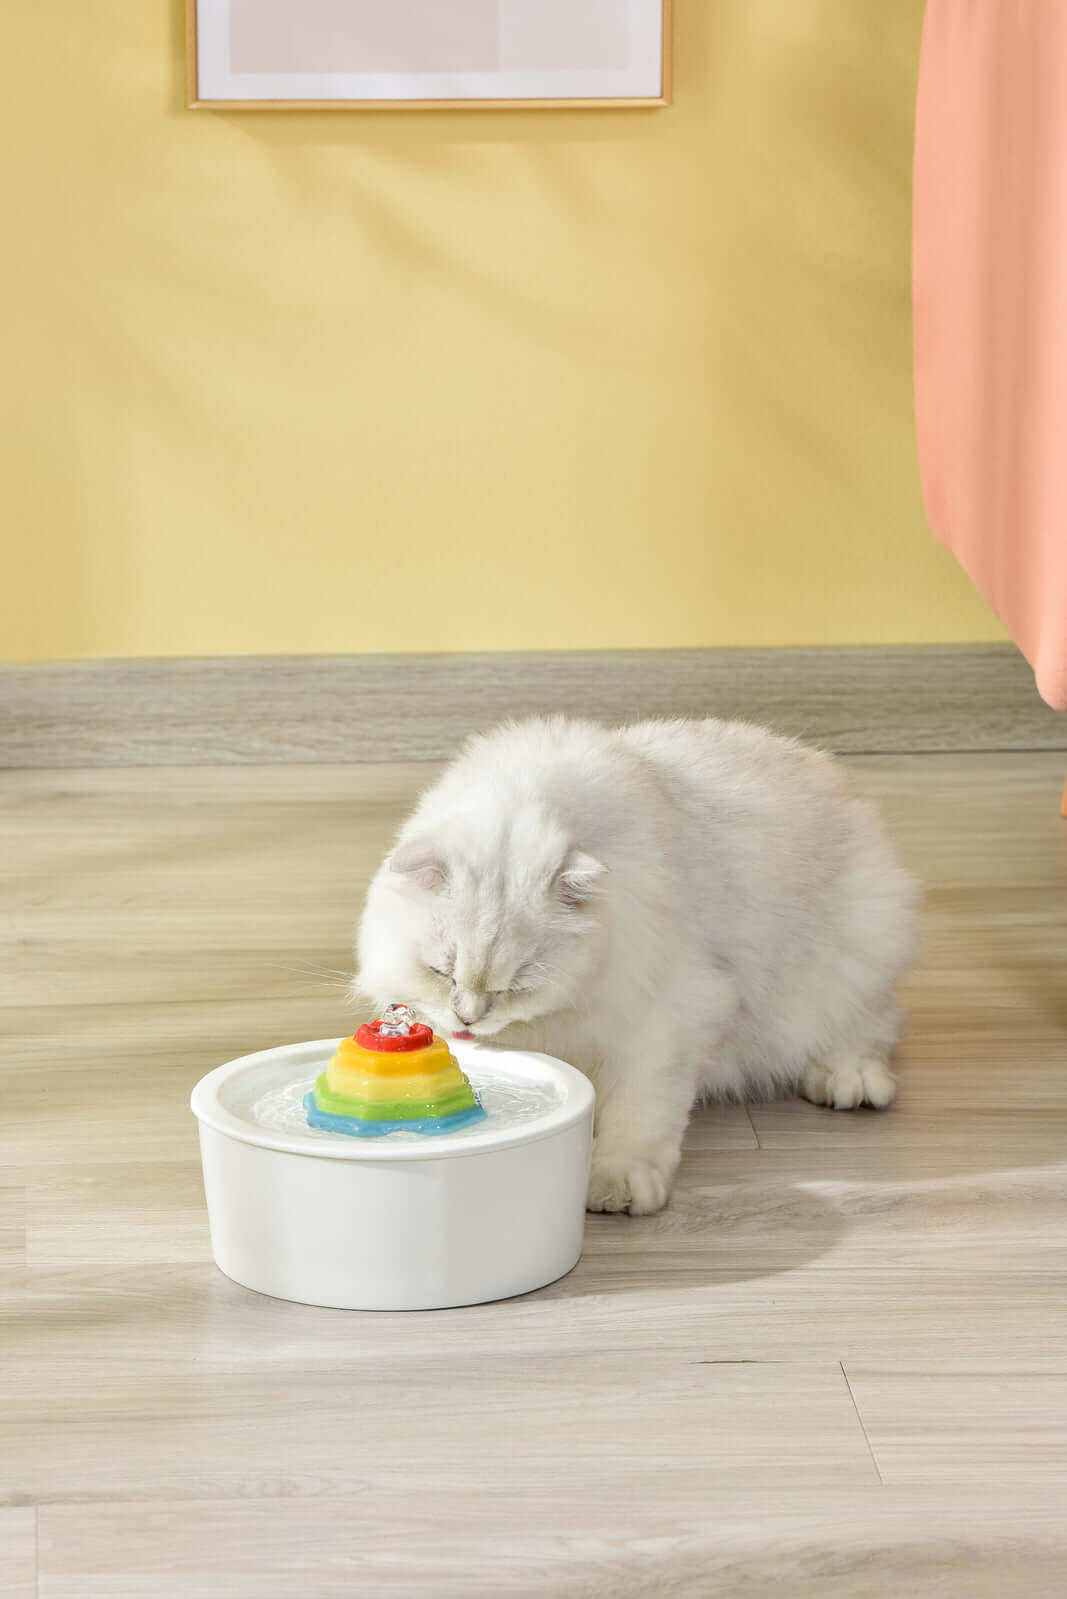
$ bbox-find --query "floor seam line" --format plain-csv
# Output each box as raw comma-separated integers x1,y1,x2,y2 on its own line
840,1359,884,1485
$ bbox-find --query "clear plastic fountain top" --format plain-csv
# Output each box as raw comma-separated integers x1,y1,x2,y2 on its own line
376,1002,419,1037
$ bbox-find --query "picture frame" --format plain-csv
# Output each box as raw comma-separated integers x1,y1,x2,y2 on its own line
185,0,672,111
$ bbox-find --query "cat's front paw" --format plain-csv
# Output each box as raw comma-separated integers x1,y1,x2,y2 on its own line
800,1056,896,1110
587,1150,674,1216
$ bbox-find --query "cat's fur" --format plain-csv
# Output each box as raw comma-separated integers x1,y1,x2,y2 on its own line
355,716,918,1214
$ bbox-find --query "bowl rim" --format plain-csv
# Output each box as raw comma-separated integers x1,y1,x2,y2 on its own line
190,1036,595,1162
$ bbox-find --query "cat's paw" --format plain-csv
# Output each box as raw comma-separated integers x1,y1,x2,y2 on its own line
587,1151,674,1215
800,1056,896,1110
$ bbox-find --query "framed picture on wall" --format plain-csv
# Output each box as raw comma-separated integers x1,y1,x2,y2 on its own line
186,1,672,111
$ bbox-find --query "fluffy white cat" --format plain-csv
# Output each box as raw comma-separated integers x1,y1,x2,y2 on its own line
355,716,918,1215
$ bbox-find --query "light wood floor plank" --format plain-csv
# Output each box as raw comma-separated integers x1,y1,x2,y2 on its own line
0,1178,24,1269
0,764,434,1010
4,995,356,1072
748,1084,1067,1154
6,1263,1066,1387
845,1370,1067,1484
3,1358,876,1504
0,1508,35,1599
36,1490,1067,1599
25,1163,208,1271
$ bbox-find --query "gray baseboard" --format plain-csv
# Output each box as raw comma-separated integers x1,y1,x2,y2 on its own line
1,645,1063,767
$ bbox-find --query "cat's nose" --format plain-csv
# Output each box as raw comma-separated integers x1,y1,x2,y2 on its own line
453,990,492,1027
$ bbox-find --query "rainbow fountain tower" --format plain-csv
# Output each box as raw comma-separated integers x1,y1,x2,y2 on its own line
304,1004,487,1138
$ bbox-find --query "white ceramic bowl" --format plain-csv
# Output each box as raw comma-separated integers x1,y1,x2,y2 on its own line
190,1037,594,1311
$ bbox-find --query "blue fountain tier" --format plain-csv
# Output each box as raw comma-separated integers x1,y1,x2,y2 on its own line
303,1091,487,1138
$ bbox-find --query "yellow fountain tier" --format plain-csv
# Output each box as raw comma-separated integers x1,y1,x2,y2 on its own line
327,1031,456,1085
326,1060,469,1104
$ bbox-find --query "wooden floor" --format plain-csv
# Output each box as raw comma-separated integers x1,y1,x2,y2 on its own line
3,752,1067,1597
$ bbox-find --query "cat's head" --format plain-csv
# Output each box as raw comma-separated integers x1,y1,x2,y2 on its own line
355,806,607,1039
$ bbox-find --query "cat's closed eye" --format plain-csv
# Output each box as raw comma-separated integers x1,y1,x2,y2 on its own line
427,964,452,980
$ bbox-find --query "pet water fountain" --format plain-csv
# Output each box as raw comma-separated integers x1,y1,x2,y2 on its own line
191,1005,594,1311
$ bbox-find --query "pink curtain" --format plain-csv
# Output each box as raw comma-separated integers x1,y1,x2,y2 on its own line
914,0,1067,710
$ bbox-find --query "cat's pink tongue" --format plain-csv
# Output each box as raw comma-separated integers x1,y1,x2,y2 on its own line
452,1030,476,1041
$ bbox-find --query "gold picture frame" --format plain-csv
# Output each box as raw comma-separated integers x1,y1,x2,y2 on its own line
186,0,672,111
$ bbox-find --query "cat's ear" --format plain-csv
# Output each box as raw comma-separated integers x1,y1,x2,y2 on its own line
389,840,449,894
554,849,607,908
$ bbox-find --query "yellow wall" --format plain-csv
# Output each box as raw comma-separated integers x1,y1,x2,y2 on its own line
2,0,1002,661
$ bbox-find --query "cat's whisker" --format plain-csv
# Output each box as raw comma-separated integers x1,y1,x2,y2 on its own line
278,972,348,984
263,962,355,995
265,961,355,982
521,961,565,985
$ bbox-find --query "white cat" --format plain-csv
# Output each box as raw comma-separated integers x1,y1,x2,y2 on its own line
355,716,918,1215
